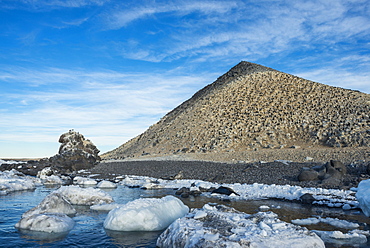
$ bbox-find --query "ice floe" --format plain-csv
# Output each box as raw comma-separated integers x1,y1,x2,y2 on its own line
15,213,74,233
0,169,41,195
104,195,189,231
157,204,325,248
291,217,360,229
355,179,370,217
55,185,113,205
313,229,369,246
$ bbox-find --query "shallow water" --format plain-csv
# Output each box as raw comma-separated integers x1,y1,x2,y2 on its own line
1,185,369,247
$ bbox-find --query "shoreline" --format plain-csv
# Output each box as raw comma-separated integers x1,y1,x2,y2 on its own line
89,159,368,190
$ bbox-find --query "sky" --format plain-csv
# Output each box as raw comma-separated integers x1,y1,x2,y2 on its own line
0,0,369,158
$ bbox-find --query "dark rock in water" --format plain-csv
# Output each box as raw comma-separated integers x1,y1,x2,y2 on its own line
175,187,189,195
212,186,239,196
298,169,319,182
367,163,370,175
175,187,202,198
300,193,316,204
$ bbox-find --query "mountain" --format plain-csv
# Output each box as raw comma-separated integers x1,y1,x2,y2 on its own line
103,61,370,160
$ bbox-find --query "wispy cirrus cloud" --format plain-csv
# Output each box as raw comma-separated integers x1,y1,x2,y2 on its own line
1,0,109,9
103,1,238,29
102,0,369,64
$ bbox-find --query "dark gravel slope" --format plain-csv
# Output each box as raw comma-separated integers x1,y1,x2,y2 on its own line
89,160,367,189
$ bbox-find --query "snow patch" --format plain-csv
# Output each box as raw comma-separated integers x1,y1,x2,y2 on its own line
118,175,358,208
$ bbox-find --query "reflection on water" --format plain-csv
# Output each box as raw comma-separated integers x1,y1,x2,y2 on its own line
18,229,70,244
1,185,369,247
105,229,161,248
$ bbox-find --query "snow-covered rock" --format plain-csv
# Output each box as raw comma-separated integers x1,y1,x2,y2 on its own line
0,169,41,195
37,167,55,178
15,213,74,233
157,204,325,248
97,180,117,188
55,185,113,205
104,195,189,231
356,179,370,217
22,192,76,218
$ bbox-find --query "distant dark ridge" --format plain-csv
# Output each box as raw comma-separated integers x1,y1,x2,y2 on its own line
103,61,370,160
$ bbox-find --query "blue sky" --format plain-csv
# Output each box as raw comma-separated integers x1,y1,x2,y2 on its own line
0,0,369,158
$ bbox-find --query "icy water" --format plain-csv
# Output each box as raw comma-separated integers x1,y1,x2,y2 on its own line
1,185,369,248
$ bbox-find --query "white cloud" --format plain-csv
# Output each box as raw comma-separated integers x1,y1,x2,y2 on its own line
296,68,370,94
0,67,214,157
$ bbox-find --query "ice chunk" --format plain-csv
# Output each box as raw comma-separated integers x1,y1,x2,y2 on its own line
42,175,63,185
55,185,113,205
15,213,74,233
355,179,370,217
97,180,117,188
194,210,207,219
157,204,325,248
259,205,270,211
73,176,97,186
22,192,76,218
0,169,40,195
104,195,189,231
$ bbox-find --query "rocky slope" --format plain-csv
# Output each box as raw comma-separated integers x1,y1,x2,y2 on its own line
103,61,370,160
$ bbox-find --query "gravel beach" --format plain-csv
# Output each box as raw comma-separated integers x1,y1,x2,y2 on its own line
90,147,370,189
89,159,368,190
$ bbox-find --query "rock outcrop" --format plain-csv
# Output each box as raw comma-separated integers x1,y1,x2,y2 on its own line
103,61,370,160
1,130,101,175
50,130,101,172
298,160,347,185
